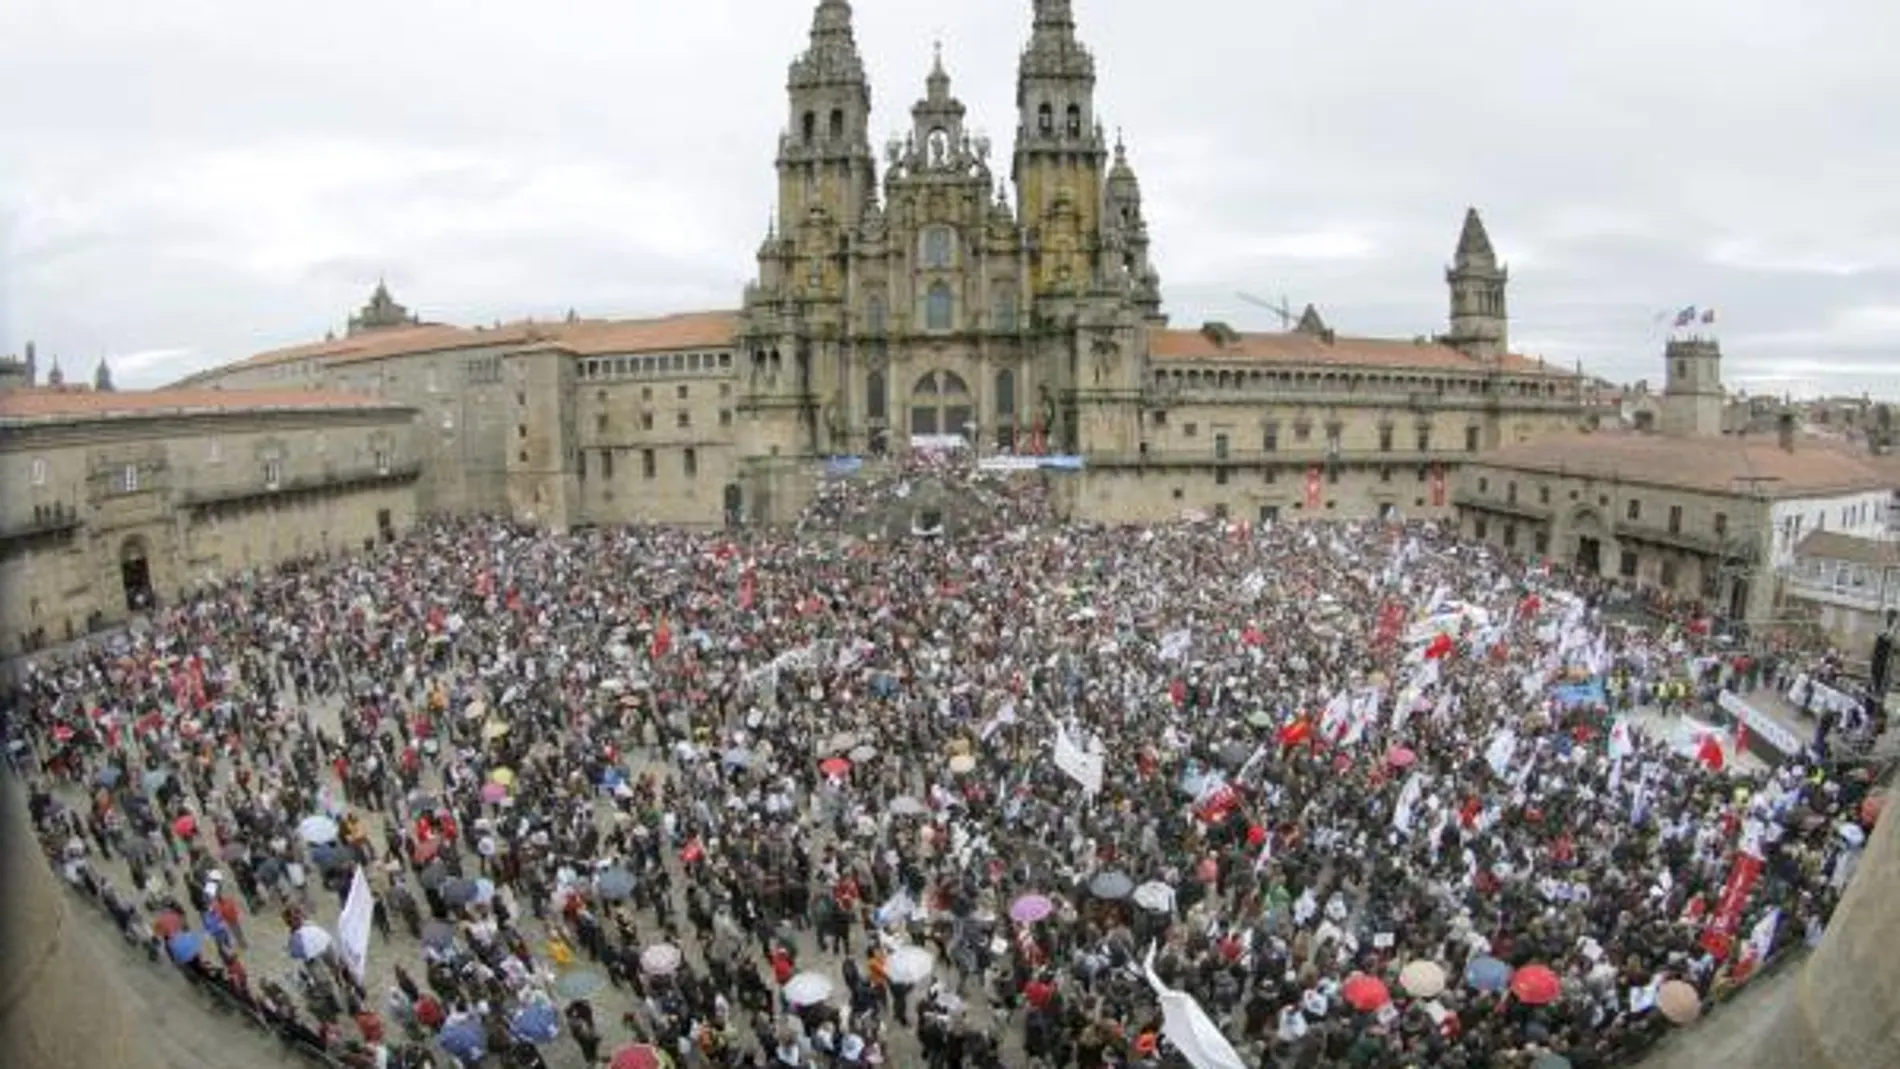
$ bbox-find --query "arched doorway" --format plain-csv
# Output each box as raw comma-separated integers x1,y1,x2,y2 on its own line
1569,506,1606,576
119,535,155,612
723,483,744,527
909,370,975,442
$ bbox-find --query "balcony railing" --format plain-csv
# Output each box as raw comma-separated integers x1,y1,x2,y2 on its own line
1452,491,1552,522
0,503,83,545
1091,447,1468,470
181,463,421,510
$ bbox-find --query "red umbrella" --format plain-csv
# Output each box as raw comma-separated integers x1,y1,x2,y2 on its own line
611,1044,664,1069
152,910,186,939
172,814,198,839
1342,973,1391,1012
1385,746,1417,769
819,756,852,778
1511,964,1562,1005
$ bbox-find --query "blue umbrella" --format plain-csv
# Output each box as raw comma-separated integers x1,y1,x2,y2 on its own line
509,1001,560,1044
141,769,170,794
438,1019,488,1064
554,969,605,1001
95,766,123,788
1466,955,1511,992
599,768,628,790
596,868,636,901
167,931,205,964
309,843,350,870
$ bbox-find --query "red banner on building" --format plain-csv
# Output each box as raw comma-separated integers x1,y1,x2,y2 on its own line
1429,464,1448,508
1305,465,1323,509
1701,850,1764,960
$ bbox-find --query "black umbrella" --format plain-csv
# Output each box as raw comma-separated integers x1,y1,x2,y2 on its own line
441,878,479,908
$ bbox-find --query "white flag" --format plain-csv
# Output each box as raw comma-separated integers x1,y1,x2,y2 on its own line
1053,725,1105,795
336,865,374,984
1141,944,1248,1069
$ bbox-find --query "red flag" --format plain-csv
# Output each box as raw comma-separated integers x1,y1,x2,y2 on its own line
1277,718,1313,749
1425,633,1455,661
651,618,673,660
1696,734,1726,771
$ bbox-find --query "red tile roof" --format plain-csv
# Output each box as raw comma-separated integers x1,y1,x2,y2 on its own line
0,387,406,422
1148,326,1573,377
1476,431,1898,498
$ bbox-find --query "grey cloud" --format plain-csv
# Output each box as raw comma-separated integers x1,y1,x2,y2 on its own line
2,0,1894,393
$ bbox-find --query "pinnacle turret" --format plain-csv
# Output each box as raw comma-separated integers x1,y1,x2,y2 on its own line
1454,207,1497,269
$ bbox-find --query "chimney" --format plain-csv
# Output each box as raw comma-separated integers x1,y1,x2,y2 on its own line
1778,412,1796,452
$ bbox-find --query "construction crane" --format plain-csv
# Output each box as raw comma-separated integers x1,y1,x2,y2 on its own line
1235,291,1297,330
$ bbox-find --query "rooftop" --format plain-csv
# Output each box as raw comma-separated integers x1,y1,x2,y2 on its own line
199,310,741,381
1476,431,1899,498
1794,530,1900,568
0,387,406,425
1148,326,1571,377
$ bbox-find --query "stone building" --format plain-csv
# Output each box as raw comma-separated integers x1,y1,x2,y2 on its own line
179,0,1588,530
0,387,420,656
1457,337,1896,622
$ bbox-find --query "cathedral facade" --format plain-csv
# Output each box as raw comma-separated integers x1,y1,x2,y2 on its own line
733,0,1164,521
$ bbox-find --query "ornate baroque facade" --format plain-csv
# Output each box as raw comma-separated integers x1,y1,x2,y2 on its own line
177,0,1589,532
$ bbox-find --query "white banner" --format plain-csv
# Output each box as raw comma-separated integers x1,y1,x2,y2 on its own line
336,865,374,984
1053,725,1105,796
1719,691,1803,758
1142,944,1248,1069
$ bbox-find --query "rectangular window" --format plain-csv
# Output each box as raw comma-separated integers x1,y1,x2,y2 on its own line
677,385,689,400
641,449,656,478
1259,504,1280,524
29,457,46,485
602,450,615,479
1668,504,1683,534
683,448,698,477
1534,531,1549,555
1416,427,1431,452
1714,512,1728,538
1503,523,1518,550
1325,428,1342,455
1620,550,1639,578
641,412,654,430
1660,560,1679,588
1474,518,1489,540
374,450,390,475
1507,482,1518,504
577,450,588,479
207,439,222,464
1183,422,1198,438
1213,433,1229,460
719,409,733,427
1263,424,1279,452
677,411,691,428
1378,426,1393,452
1627,499,1642,521
1464,425,1481,452
120,463,138,493
1215,468,1229,486
264,459,282,489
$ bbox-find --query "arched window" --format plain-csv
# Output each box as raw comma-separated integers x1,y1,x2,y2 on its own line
1065,104,1082,137
828,109,844,140
992,287,1018,331
922,227,954,268
994,368,1017,448
925,282,954,331
867,368,888,421
801,111,816,144
911,370,973,439
1037,102,1053,134
866,294,886,334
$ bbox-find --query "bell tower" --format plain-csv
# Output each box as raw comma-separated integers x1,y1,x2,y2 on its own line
778,0,876,233
1012,0,1109,296
1444,207,1509,362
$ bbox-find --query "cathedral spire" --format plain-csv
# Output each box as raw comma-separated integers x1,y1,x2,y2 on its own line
1033,0,1076,32
1454,207,1497,269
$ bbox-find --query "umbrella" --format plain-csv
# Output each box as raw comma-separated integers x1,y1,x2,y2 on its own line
418,859,448,888
509,1001,561,1044
554,969,606,1000
597,868,637,901
421,921,458,951
488,767,515,787
141,769,170,794
1244,710,1274,728
1342,973,1391,1012
152,910,187,939
1511,963,1562,1005
1133,881,1175,913
1385,746,1418,768
288,924,332,961
1466,956,1511,992
721,747,752,769
640,943,683,976
171,814,197,839
1657,979,1702,1024
167,931,205,964
783,971,834,1006
886,945,936,985
480,781,509,804
310,843,351,870
438,1019,488,1063
818,756,852,778
1839,823,1866,846
1010,894,1055,923
849,744,877,762
298,815,340,844
1089,870,1135,900
889,796,928,817
441,878,480,907
948,754,976,774
610,1045,665,1069
95,766,123,788
1399,960,1447,998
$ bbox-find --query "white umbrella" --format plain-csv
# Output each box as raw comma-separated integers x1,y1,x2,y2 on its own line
889,796,929,817
886,945,936,986
783,971,834,1006
640,943,683,976
1399,960,1447,999
298,815,339,845
1133,881,1175,913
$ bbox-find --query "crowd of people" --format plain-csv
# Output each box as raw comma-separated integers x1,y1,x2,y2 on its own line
4,454,1889,1069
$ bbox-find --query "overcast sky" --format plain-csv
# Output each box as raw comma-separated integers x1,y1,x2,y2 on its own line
3,0,1896,396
